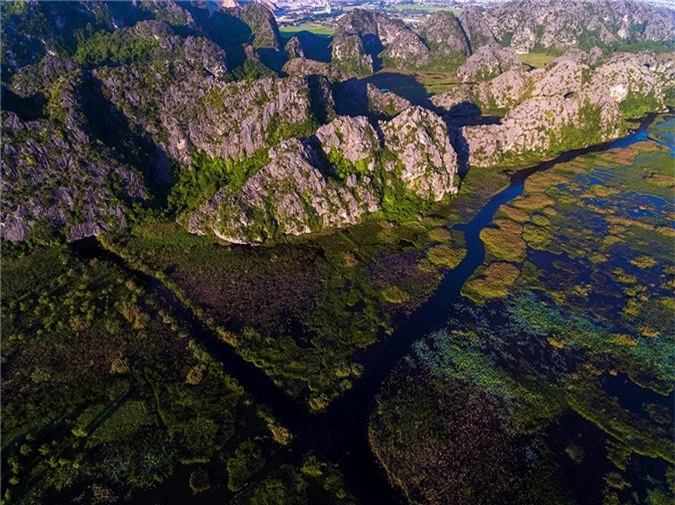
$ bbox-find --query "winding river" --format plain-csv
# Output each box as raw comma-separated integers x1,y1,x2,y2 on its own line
72,114,659,504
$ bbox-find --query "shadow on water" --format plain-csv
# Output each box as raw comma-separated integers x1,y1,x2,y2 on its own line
362,71,429,105
71,114,660,505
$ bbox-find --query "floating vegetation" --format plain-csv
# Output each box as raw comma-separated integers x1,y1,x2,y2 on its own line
425,243,466,269
463,261,520,301
480,218,527,262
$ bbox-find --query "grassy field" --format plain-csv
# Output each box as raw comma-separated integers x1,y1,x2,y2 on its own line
387,5,462,13
415,70,461,96
518,52,558,69
365,68,460,104
279,23,334,39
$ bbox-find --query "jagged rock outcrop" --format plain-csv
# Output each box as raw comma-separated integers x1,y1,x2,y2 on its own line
456,48,674,167
458,43,523,81
431,69,530,114
1,1,115,72
188,108,459,243
485,0,675,53
316,115,379,170
458,7,497,50
3,1,673,246
653,52,675,85
188,137,380,243
367,85,413,118
436,47,674,115
94,21,333,166
1,76,146,242
331,32,374,76
464,91,624,167
380,107,459,201
9,56,78,97
588,51,672,116
282,57,334,78
286,34,307,59
333,79,411,119
530,56,588,97
238,3,285,69
239,3,282,50
477,69,530,108
331,9,430,75
430,84,476,112
419,11,471,58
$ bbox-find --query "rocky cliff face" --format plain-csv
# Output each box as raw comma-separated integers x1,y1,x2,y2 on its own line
238,3,285,69
333,79,412,119
239,3,282,51
330,7,505,74
187,137,380,243
1,76,146,243
2,1,117,72
463,91,624,167
587,52,671,116
93,21,333,166
459,49,674,166
380,107,458,201
331,9,430,75
417,11,471,71
419,11,470,57
529,56,587,97
330,32,375,76
284,31,331,62
458,7,497,50
188,107,459,244
485,0,675,53
1,9,328,243
458,43,524,81
282,57,335,79
3,1,673,246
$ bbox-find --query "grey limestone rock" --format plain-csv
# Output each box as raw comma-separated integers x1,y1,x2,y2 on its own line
458,43,523,82
189,107,460,243
380,107,459,201
458,7,497,50
419,11,471,57
331,9,430,75
485,0,675,53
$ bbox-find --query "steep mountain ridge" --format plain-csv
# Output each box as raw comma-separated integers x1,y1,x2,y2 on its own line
188,107,460,244
485,0,675,53
1,74,147,243
1,1,673,244
330,7,502,74
434,49,673,167
331,9,431,75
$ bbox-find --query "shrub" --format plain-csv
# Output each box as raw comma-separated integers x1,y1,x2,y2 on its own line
189,468,211,494
226,439,265,492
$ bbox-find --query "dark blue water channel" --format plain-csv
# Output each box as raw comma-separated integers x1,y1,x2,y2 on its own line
74,115,665,504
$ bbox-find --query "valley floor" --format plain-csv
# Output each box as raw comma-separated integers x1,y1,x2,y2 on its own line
2,116,674,504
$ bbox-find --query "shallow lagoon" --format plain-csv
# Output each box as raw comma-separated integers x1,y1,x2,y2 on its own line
370,117,675,505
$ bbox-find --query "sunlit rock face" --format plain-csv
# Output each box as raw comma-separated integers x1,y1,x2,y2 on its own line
485,0,675,53
331,9,430,75
189,108,460,244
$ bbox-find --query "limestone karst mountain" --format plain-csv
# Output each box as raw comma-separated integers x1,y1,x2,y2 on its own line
1,0,673,244
485,0,675,52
